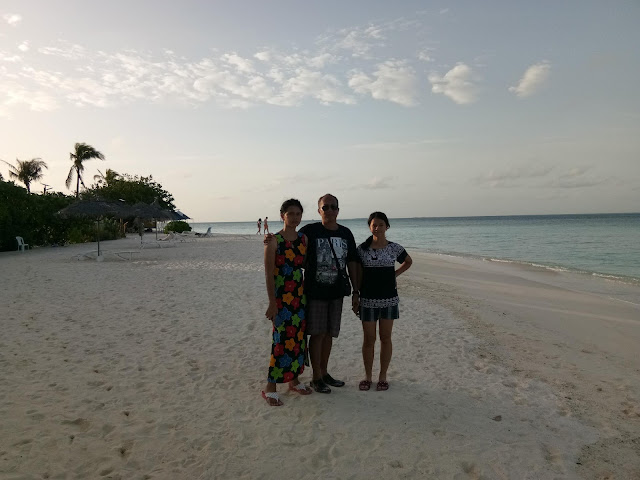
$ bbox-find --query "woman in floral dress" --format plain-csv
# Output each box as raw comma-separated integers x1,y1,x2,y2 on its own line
262,199,312,406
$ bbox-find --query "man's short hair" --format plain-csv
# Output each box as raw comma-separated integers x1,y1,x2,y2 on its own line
317,193,339,208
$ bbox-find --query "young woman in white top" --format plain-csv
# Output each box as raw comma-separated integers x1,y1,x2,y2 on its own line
353,212,412,391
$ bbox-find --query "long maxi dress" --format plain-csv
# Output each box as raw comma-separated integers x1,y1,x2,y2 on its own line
268,231,307,383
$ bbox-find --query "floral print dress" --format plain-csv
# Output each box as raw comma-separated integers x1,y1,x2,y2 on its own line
268,231,307,383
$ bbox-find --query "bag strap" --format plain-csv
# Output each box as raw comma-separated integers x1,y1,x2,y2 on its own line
328,239,347,275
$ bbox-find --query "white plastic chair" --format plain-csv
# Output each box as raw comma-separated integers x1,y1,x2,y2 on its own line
16,236,30,252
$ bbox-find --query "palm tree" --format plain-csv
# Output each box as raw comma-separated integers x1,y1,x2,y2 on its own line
66,142,105,197
1,158,48,194
93,168,120,187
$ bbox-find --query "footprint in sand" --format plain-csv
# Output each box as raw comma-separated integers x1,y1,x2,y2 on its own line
61,417,91,432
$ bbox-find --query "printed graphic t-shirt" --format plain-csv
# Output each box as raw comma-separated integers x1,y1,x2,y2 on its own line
299,222,359,300
357,241,408,308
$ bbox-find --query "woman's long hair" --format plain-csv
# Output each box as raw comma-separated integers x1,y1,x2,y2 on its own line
360,211,390,250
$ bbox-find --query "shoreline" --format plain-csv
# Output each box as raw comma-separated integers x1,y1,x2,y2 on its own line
1,234,639,478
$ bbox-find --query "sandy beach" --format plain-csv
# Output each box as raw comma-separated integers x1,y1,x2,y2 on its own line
1,234,639,479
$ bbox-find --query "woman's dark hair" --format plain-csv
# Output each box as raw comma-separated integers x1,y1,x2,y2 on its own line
368,211,390,228
361,211,390,249
280,198,303,214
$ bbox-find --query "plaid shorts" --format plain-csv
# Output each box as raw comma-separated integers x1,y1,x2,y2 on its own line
306,298,344,337
359,304,399,322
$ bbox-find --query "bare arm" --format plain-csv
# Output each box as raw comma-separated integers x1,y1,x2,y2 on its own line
395,254,413,277
264,238,278,321
347,261,361,291
347,260,361,316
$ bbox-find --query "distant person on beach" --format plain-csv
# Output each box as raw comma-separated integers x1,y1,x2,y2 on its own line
257,218,262,235
352,212,412,392
263,217,270,234
262,199,312,406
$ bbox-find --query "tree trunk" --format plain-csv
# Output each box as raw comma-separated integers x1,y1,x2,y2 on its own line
76,168,80,198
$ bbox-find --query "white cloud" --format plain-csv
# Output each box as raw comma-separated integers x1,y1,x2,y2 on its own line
279,68,354,106
3,13,21,26
254,51,271,62
509,61,551,97
1,81,58,111
417,49,434,62
38,43,87,60
366,176,394,188
18,42,29,52
349,60,418,106
473,164,554,188
1,52,21,62
221,53,254,73
429,63,478,104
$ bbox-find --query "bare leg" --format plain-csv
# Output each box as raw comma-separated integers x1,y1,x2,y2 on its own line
320,335,333,377
361,321,377,381
309,334,325,380
378,319,394,382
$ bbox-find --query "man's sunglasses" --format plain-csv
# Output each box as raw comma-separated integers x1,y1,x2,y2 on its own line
321,204,339,211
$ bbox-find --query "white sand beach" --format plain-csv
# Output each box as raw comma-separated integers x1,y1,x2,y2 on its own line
1,234,639,479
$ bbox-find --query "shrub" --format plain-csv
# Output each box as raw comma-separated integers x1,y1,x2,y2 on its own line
164,221,192,233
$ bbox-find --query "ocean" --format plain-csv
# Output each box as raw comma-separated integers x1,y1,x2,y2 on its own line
190,213,640,285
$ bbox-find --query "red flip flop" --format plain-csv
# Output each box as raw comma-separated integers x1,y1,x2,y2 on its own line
288,383,313,395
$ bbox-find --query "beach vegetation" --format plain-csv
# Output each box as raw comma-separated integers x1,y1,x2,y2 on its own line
1,161,181,251
1,158,48,194
84,172,176,210
66,143,105,198
164,220,191,233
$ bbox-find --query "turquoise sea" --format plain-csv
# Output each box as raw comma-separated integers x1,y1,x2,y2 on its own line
191,213,640,285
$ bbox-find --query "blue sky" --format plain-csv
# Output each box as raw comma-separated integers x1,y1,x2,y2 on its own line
1,1,639,221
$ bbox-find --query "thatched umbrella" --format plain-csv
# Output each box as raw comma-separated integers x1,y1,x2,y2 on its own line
130,201,175,241
57,200,131,256
168,209,190,221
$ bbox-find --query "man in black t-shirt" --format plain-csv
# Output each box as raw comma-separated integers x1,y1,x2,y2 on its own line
299,194,359,393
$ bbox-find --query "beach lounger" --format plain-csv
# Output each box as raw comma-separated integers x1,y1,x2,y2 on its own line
72,250,99,260
195,227,212,238
110,250,141,261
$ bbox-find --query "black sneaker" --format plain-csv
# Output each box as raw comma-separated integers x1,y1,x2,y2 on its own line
310,379,331,393
322,374,345,388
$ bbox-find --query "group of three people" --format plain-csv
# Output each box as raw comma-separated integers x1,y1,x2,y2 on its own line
262,193,412,406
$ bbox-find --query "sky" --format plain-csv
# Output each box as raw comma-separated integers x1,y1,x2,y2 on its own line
1,1,639,222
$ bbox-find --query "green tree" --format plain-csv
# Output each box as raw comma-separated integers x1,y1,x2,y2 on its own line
93,168,120,187
86,172,175,210
66,143,105,198
1,158,48,194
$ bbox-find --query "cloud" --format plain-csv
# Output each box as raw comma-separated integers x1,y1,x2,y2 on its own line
509,61,551,97
473,164,608,189
349,60,418,106
429,63,478,104
221,53,254,73
3,13,21,26
366,176,394,188
473,164,554,188
325,25,388,58
549,166,607,188
316,18,416,59
18,42,29,52
417,49,435,62
0,80,58,111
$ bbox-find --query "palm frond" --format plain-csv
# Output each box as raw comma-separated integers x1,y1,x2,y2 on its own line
66,166,75,188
